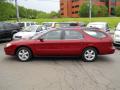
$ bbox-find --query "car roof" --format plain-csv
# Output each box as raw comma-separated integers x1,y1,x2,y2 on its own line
17,22,36,23
42,22,57,23
88,22,107,25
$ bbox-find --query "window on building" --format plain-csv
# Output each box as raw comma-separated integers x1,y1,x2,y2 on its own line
61,8,64,10
75,11,78,14
72,0,80,2
61,13,64,15
72,12,75,14
75,5,79,8
60,3,64,5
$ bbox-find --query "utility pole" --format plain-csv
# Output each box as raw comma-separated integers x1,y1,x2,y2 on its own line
89,0,92,22
15,0,20,22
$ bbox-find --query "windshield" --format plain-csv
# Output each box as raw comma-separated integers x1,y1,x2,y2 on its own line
22,25,38,32
31,31,47,40
88,24,104,29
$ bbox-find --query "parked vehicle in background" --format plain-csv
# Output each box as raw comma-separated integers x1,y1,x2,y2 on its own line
113,23,120,45
17,22,37,28
87,22,110,32
13,25,47,40
0,22,21,41
5,28,115,62
42,22,86,28
42,22,57,28
55,22,86,28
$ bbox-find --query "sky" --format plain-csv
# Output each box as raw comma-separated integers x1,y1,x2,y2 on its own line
17,0,60,13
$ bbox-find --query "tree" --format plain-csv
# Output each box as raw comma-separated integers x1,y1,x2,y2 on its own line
49,11,60,18
115,6,120,16
98,6,108,17
78,3,99,17
78,2,108,17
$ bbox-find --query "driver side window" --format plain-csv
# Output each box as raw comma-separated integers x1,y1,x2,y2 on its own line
42,30,61,40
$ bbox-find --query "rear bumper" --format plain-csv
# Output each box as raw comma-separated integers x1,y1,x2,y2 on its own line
100,47,115,55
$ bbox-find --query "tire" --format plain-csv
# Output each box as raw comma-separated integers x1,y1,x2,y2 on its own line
82,47,97,62
16,47,32,62
11,31,17,40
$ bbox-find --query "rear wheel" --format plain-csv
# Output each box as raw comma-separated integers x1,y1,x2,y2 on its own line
16,47,32,62
82,47,97,62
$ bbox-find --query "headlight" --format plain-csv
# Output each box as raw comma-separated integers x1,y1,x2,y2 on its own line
6,43,12,47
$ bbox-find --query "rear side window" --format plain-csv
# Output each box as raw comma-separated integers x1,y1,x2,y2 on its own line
3,23,16,30
84,30,107,39
64,30,83,40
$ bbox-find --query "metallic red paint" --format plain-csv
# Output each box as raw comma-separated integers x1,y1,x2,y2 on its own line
4,29,115,57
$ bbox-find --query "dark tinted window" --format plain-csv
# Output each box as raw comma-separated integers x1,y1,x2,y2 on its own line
0,23,4,30
3,23,17,30
0,23,19,30
18,23,24,27
42,30,61,40
64,30,83,39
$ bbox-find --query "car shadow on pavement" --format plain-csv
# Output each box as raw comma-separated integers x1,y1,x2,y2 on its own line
4,55,114,63
0,39,11,44
95,56,114,63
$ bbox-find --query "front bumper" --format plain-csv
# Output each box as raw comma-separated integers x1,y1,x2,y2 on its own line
4,46,16,56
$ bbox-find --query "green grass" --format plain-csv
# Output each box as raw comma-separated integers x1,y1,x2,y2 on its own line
9,17,120,30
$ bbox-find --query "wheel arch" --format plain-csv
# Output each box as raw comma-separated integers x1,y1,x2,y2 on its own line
15,45,33,56
82,46,100,54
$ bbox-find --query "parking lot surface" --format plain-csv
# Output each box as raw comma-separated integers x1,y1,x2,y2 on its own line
0,42,120,90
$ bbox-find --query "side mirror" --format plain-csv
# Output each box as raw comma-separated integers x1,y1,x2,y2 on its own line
39,37,44,42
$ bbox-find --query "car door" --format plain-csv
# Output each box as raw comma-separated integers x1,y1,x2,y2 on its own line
61,30,85,56
34,30,65,56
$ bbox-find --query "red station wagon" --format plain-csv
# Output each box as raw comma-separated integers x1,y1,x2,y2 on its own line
4,28,115,62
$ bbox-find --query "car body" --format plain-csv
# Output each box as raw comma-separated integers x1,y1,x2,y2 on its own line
87,22,110,32
13,25,47,40
113,23,120,45
0,22,21,40
4,28,115,62
16,22,37,28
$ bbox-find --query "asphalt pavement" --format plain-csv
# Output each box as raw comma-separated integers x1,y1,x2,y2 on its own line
0,41,120,90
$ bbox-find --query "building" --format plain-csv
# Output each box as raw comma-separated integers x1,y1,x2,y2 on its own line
60,0,120,18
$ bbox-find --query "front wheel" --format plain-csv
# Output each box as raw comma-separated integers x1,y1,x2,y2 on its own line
82,47,97,62
16,47,32,62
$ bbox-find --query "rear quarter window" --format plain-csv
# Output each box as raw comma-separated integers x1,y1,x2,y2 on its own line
84,30,107,39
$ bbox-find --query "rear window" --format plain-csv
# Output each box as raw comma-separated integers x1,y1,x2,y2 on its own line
84,30,107,39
